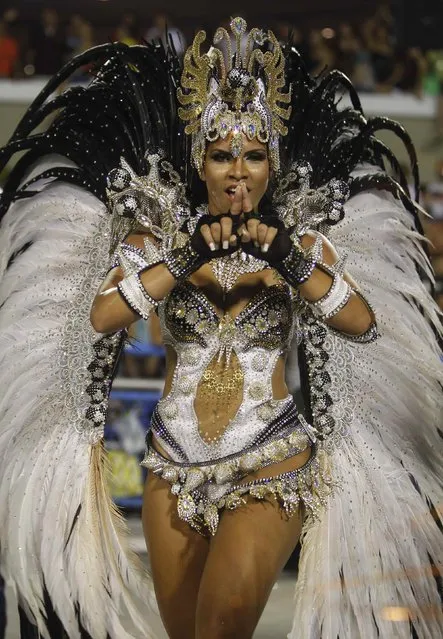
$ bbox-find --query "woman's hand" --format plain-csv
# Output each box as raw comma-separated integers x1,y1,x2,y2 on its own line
237,183,279,254
237,184,292,263
192,183,290,262
191,184,244,257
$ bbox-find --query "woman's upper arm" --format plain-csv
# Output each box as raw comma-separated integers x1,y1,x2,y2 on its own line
96,232,156,295
95,265,124,295
300,231,376,337
90,232,157,332
300,231,358,287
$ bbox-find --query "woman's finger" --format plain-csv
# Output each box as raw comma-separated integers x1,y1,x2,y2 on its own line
257,223,269,246
246,218,260,246
229,234,237,247
261,227,278,253
220,216,233,249
200,224,217,251
230,184,243,216
209,221,221,247
241,182,253,213
240,228,251,244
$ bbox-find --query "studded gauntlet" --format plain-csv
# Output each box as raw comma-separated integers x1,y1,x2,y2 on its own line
241,213,322,287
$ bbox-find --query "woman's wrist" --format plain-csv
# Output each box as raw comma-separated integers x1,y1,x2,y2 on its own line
259,227,369,327
163,242,205,281
117,238,207,321
117,270,159,320
272,240,321,287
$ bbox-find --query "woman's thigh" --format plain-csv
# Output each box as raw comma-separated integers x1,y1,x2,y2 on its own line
195,497,305,639
142,472,210,639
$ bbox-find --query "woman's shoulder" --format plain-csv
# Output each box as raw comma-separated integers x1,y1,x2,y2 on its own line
123,231,158,250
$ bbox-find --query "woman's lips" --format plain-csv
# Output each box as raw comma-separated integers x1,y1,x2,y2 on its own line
224,186,250,202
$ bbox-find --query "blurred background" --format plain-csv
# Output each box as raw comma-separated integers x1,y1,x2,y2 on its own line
0,2,442,635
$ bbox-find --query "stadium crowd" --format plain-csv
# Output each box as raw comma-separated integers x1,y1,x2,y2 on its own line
0,4,441,97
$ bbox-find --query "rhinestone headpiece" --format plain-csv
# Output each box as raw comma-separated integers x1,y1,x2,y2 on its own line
177,17,291,175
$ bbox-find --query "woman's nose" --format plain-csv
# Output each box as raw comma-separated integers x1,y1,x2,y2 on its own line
229,157,248,180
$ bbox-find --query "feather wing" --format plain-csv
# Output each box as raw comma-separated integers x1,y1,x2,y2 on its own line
0,180,159,638
289,179,443,638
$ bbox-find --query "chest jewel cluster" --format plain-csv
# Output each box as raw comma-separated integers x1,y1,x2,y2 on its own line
209,250,271,364
209,250,268,293
189,205,269,294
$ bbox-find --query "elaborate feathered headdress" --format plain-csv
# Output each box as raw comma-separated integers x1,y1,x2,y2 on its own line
177,17,291,175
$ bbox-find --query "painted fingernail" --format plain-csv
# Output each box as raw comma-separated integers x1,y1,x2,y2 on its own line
262,243,269,253
222,240,229,250
254,241,260,248
209,242,216,251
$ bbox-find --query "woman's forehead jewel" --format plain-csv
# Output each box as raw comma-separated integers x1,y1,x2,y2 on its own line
207,134,268,154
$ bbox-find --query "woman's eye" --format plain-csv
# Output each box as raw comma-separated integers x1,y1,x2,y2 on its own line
245,152,267,161
211,152,231,162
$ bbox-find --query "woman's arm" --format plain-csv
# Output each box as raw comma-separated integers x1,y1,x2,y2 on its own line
90,233,176,334
91,189,250,334
298,233,375,336
236,183,375,338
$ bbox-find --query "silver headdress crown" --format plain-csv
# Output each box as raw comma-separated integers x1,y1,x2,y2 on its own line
177,17,292,175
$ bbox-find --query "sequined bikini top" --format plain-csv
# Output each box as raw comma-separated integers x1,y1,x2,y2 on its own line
161,278,294,351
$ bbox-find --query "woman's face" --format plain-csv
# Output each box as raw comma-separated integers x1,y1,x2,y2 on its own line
201,134,270,215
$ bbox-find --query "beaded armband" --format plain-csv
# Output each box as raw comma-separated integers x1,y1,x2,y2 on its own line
275,236,323,287
163,243,203,281
342,323,379,343
316,279,379,343
310,271,352,320
339,291,379,343
117,271,158,320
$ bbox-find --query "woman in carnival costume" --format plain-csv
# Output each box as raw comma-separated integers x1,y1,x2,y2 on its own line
0,16,441,639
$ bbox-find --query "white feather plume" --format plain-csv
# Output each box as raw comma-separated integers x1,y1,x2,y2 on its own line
0,181,159,638
289,181,443,638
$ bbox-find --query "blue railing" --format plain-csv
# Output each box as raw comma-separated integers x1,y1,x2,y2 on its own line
107,343,165,509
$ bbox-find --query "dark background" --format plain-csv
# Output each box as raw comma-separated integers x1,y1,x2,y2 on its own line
10,0,443,46
9,0,379,34
12,0,374,22
397,0,443,49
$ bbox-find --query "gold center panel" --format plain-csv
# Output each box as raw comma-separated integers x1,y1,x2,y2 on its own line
194,349,244,444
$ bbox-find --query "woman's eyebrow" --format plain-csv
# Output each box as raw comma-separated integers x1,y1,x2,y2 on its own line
209,147,266,155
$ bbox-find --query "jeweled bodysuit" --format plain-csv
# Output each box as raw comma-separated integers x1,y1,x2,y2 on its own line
142,275,332,535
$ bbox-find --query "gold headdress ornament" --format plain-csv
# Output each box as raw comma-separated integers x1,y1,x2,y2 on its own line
177,16,291,175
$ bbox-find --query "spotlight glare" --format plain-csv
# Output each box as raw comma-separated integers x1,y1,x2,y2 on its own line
382,607,415,622
321,27,335,39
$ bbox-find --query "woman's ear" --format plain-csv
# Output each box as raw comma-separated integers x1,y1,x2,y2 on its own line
199,166,206,181
268,165,275,184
